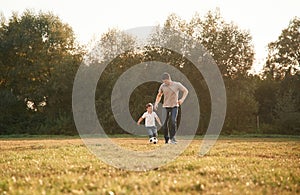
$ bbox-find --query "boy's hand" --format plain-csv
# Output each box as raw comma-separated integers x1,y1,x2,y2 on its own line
137,122,140,126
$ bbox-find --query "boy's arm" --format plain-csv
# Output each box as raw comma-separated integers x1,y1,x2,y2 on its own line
137,117,144,125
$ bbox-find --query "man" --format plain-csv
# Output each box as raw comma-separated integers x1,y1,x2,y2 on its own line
154,72,188,144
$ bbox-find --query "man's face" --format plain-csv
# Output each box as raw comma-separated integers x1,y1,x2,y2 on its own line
163,79,171,85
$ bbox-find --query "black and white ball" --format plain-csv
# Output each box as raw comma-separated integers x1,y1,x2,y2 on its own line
149,137,158,144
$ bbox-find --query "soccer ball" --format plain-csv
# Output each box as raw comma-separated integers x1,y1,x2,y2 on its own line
149,137,158,144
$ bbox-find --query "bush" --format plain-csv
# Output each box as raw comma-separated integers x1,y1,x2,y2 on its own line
37,112,77,135
276,112,300,135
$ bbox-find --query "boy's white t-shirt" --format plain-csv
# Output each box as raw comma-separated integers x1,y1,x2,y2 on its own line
142,111,158,127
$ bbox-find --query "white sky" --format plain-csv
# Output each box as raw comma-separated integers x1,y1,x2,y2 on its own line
1,0,300,72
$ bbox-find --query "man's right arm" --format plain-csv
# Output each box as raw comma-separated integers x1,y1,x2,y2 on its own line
154,91,163,110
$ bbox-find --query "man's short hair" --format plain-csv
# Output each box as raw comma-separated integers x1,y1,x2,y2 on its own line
162,72,171,80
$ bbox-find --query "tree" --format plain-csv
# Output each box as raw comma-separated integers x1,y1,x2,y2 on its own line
262,17,300,134
188,10,255,78
254,76,279,124
194,10,257,132
273,74,300,134
149,11,257,133
89,29,138,134
224,76,258,133
265,17,300,79
0,10,83,134
0,89,30,134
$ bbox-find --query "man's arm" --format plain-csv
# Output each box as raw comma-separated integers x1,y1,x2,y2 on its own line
154,91,163,110
178,85,188,105
155,115,162,126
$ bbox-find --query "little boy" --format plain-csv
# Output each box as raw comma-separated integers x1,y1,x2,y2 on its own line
137,103,162,138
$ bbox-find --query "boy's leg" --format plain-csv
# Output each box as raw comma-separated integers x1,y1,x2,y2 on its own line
146,127,153,138
170,107,178,143
152,126,158,137
163,108,170,143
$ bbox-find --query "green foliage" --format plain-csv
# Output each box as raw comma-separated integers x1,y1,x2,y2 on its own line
273,75,300,134
265,17,300,79
0,89,27,134
275,112,300,134
224,77,258,133
37,112,76,135
129,82,161,122
0,10,83,135
1,10,75,98
91,29,140,134
153,11,256,133
254,77,279,124
258,17,300,134
254,74,300,134
188,10,254,77
1,9,299,135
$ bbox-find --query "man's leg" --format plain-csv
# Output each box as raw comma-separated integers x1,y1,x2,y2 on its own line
170,107,178,143
163,108,170,143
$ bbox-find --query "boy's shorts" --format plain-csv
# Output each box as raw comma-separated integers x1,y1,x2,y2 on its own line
146,126,157,136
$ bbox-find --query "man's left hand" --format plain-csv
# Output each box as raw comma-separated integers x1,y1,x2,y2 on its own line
178,99,183,105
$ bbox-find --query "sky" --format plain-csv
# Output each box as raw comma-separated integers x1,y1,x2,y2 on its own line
1,0,300,72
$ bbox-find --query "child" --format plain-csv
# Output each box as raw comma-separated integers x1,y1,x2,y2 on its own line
137,103,162,139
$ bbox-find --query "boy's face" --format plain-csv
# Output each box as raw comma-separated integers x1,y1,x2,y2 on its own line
146,106,153,112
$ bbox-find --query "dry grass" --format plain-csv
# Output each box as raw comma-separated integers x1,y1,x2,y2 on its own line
0,137,299,194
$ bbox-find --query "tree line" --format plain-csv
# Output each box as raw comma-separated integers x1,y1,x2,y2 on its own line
0,9,299,135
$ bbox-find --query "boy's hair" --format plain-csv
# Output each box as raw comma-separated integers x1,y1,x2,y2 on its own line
146,103,153,108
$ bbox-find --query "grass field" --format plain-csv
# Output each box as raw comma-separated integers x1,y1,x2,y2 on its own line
0,136,299,194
